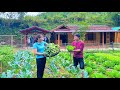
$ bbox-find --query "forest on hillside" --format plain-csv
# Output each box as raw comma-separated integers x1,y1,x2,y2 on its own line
0,12,120,36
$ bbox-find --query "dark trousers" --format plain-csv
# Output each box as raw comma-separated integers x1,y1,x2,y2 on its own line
36,57,46,78
73,57,84,69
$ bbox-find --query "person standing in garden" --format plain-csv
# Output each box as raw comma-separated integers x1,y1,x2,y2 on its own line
44,35,49,43
72,34,85,78
33,34,47,78
30,36,34,47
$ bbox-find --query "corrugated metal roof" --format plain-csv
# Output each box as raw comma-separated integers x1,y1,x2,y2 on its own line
86,30,120,32
89,25,111,30
54,30,120,33
54,30,76,33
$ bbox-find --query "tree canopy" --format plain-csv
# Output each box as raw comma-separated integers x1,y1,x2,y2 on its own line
0,12,120,36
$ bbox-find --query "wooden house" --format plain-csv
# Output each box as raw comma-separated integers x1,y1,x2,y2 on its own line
51,25,120,46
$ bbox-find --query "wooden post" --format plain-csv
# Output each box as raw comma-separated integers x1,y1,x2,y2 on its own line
106,32,110,43
11,35,13,46
24,35,25,47
21,35,22,47
24,35,27,47
0,62,2,74
118,32,120,43
95,33,97,43
58,32,60,46
98,32,100,49
102,32,104,48
116,32,118,43
114,32,116,43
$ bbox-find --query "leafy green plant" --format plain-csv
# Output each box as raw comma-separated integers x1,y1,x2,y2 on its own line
45,51,120,78
45,43,60,57
106,70,120,78
85,67,93,74
0,45,14,72
90,73,107,78
1,50,35,78
66,45,75,52
114,65,120,71
85,61,97,69
50,60,59,74
103,61,115,69
98,67,106,74
111,60,120,65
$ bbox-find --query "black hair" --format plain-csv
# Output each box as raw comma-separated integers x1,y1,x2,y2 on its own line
75,34,80,39
34,35,41,43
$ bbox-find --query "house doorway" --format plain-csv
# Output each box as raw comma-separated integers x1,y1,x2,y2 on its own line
100,32,106,44
110,32,115,42
60,33,68,44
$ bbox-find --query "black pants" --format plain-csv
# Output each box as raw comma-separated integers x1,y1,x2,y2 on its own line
73,57,84,69
36,57,46,78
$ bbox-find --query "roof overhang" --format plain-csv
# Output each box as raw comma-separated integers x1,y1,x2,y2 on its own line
53,30,120,33
85,30,120,32
20,26,50,35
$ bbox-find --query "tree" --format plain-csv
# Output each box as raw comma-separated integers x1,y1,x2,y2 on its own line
18,12,27,20
110,12,120,26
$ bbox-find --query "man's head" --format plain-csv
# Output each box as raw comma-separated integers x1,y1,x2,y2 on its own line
74,34,80,41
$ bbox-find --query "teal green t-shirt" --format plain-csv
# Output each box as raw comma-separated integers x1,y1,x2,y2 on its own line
33,41,47,59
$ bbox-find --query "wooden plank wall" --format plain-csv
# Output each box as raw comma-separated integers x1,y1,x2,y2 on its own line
68,33,74,43
96,32,100,43
115,32,120,43
118,32,120,42
106,32,110,43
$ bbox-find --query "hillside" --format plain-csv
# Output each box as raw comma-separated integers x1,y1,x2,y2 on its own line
0,12,119,36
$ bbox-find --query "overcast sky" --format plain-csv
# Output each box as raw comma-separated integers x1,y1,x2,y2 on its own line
0,12,45,19
26,12,44,16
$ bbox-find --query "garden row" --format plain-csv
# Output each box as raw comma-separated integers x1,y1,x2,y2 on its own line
0,45,120,78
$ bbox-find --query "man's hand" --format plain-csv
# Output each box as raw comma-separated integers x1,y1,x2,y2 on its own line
69,50,73,52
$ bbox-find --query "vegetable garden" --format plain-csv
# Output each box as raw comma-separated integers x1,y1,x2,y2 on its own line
0,45,120,78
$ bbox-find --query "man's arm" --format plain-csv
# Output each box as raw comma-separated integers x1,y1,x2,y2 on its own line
73,49,81,52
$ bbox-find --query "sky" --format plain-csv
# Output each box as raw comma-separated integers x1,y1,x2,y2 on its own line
26,12,44,16
0,12,45,19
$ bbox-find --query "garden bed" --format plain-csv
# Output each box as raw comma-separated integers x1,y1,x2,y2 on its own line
1,46,120,78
